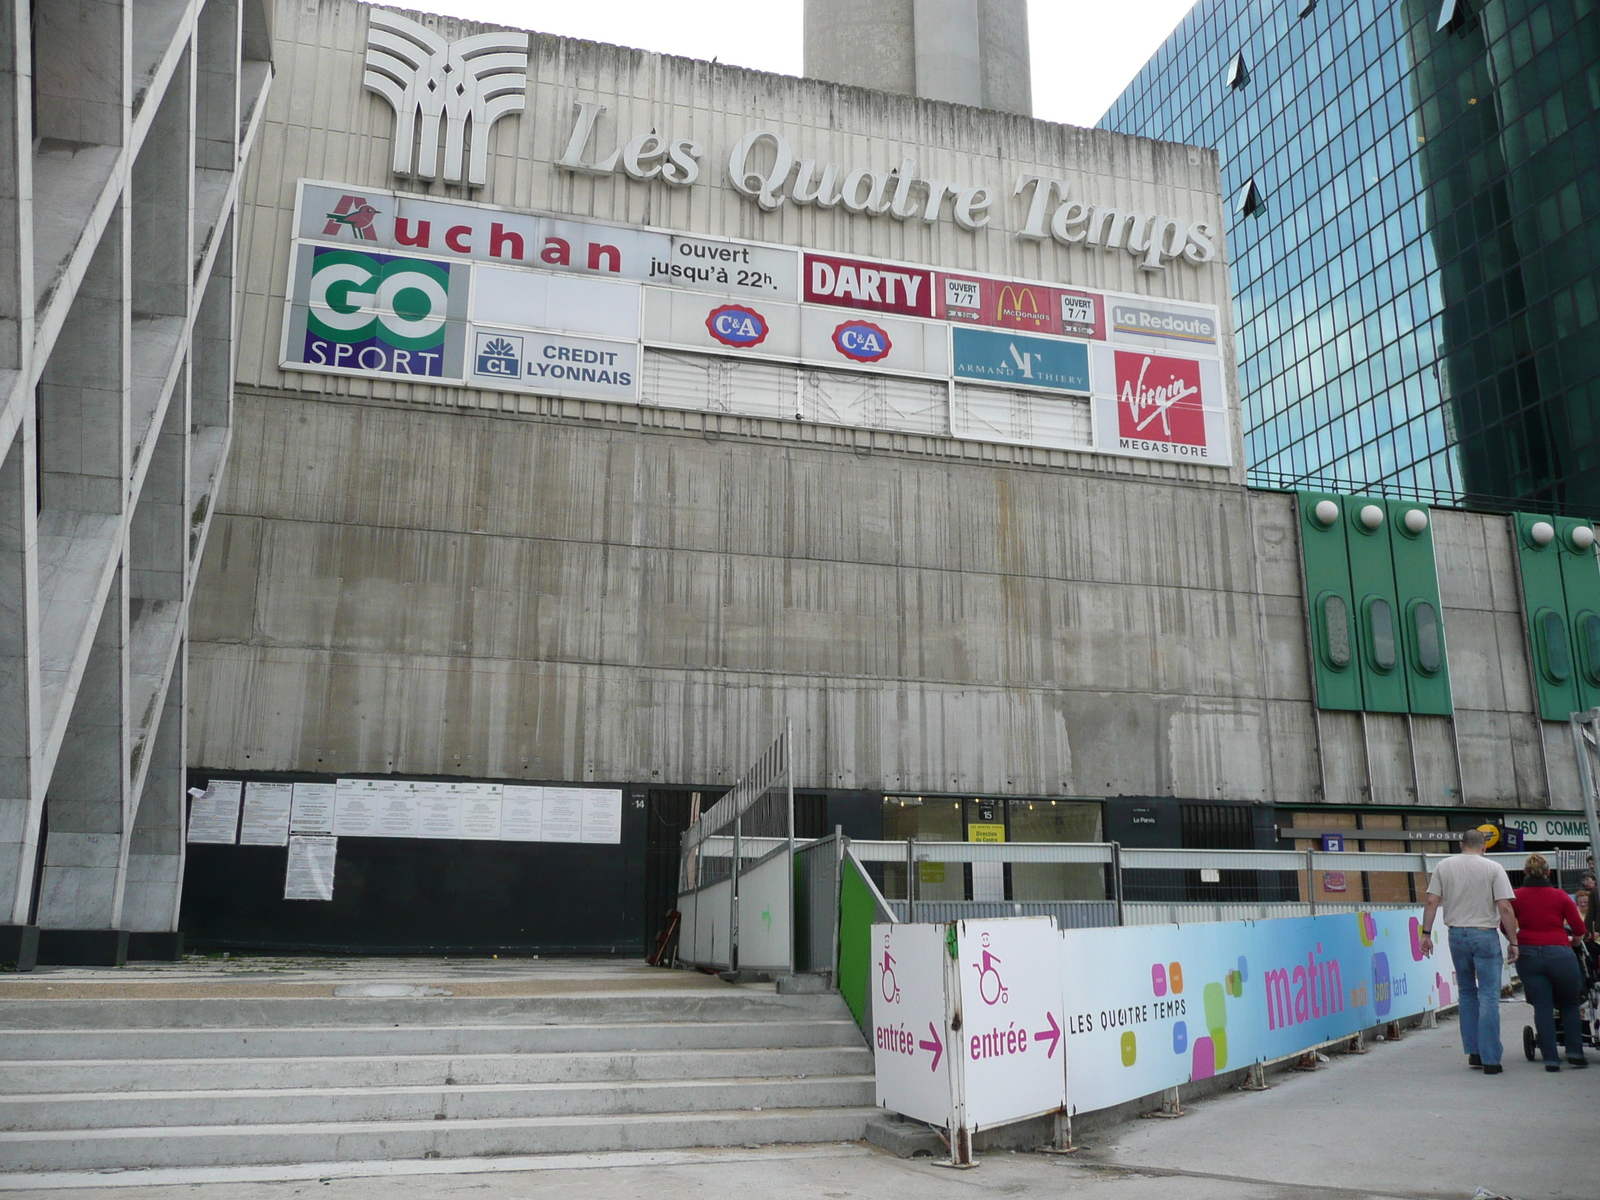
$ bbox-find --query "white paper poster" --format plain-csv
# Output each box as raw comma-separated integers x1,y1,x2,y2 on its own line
376,781,420,838
289,782,337,834
541,787,586,843
872,922,953,1127
333,779,381,836
187,780,243,844
240,782,293,846
284,835,338,901
414,780,462,839
580,789,624,844
501,785,544,841
955,918,1067,1128
457,782,503,840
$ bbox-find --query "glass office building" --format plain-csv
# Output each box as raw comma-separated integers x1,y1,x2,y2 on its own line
1101,0,1600,513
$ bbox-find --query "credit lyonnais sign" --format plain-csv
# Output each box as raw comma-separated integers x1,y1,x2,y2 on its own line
282,181,1230,465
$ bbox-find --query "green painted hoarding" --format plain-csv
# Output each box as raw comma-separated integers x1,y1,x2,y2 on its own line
1515,513,1579,721
1387,498,1452,716
1297,491,1451,716
1299,492,1363,712
1344,495,1408,714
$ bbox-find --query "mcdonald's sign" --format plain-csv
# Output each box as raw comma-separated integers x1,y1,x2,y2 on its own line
995,285,1051,331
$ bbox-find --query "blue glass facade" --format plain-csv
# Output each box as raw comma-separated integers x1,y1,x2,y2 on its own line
1101,0,1600,513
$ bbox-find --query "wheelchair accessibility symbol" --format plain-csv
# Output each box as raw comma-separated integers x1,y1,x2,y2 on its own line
880,943,900,1003
973,934,1007,1005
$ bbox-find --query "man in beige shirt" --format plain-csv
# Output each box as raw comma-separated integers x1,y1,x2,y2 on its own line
1420,829,1519,1073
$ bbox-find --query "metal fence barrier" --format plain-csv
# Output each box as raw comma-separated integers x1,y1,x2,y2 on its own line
799,838,1542,1022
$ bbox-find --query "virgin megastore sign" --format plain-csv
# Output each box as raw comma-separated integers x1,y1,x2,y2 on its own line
282,181,1230,465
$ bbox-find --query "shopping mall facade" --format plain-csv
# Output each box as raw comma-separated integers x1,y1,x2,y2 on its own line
4,0,1595,963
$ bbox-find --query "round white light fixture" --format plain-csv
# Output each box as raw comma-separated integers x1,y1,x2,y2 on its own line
1572,526,1596,551
1403,508,1428,534
1313,500,1339,526
1359,504,1384,530
1531,521,1556,547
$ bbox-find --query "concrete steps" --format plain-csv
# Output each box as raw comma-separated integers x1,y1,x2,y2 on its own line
0,979,876,1173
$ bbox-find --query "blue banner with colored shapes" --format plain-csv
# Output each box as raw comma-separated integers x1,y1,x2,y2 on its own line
951,325,1090,394
1060,910,1441,1114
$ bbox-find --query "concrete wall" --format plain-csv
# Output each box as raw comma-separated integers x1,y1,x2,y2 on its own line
189,0,1589,819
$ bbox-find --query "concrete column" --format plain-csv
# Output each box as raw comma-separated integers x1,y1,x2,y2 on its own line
122,647,185,932
0,420,42,925
36,567,129,929
805,0,1030,115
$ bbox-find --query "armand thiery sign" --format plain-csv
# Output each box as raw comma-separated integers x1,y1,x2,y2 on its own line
282,180,1232,466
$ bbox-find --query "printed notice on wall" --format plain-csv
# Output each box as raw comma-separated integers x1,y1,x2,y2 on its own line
284,835,338,901
501,785,544,841
240,782,294,846
334,779,382,836
414,781,462,839
187,780,243,844
289,782,337,834
457,782,504,840
541,788,586,843
580,789,623,844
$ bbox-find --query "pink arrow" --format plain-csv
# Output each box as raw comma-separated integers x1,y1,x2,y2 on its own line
918,1021,943,1072
1034,1011,1061,1058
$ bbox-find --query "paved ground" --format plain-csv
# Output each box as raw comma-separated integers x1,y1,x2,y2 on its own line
0,970,1587,1199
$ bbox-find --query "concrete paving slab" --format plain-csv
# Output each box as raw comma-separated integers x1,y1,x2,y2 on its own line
0,957,741,1001
1080,999,1595,1200
0,1144,1412,1200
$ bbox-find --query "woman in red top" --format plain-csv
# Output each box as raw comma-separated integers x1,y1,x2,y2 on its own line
1512,853,1588,1071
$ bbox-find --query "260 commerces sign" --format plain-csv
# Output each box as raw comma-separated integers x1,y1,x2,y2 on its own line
280,181,1231,464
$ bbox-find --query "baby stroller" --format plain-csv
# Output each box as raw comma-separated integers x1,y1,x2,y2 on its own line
1523,939,1600,1060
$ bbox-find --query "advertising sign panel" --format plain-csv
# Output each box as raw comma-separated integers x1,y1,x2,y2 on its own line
282,244,470,382
1091,347,1230,466
951,327,1090,394
1108,300,1219,349
1502,814,1593,844
804,253,935,317
471,268,640,340
642,289,802,358
468,328,639,402
872,922,952,1127
938,275,1106,341
799,309,948,377
955,918,1067,1127
1059,910,1437,1116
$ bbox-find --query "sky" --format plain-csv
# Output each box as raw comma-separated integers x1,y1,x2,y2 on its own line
415,1,1198,129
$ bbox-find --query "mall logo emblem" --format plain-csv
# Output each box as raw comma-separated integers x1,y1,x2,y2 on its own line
1115,351,1205,447
475,334,522,378
705,304,769,348
305,247,452,376
363,10,530,187
832,320,891,363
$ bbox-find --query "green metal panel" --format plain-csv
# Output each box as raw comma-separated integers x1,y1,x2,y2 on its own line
1344,495,1408,713
836,856,876,1030
1514,513,1579,721
1297,491,1362,711
1555,517,1600,713
1386,499,1452,715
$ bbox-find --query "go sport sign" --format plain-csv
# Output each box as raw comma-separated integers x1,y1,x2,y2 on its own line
285,245,468,379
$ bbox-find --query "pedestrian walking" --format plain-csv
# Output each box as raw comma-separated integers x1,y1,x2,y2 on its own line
1512,853,1589,1072
1420,829,1519,1074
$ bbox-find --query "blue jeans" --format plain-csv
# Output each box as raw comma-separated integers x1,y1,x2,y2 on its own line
1450,926,1504,1065
1516,944,1586,1064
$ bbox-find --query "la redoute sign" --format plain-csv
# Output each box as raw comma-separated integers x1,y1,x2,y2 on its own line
362,12,1218,276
